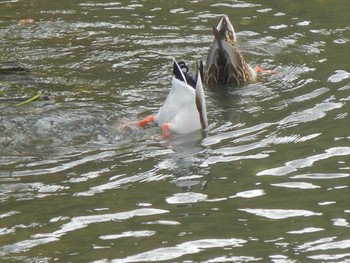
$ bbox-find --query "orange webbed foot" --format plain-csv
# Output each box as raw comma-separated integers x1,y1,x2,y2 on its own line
137,115,154,128
255,66,274,75
161,123,169,139
117,115,154,132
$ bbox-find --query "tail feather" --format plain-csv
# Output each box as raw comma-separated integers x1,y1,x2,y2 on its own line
205,15,256,86
173,59,187,84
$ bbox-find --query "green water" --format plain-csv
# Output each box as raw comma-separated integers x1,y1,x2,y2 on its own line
1,0,350,262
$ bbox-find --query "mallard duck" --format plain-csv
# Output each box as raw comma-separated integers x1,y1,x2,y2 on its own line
137,59,207,137
205,15,263,86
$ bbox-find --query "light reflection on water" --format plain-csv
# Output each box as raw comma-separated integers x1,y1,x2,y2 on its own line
1,0,350,262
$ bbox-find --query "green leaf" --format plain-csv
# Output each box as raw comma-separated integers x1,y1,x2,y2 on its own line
16,93,42,106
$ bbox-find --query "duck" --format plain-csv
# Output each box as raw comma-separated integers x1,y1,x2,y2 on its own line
205,15,263,86
136,59,207,138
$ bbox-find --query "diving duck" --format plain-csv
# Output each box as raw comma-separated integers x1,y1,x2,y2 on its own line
137,59,207,137
205,15,263,86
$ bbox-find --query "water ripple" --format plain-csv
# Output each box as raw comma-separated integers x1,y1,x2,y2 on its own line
327,70,350,83
271,182,321,189
7,150,116,177
239,208,322,220
202,123,272,147
257,147,350,176
309,253,350,261
0,208,168,256
291,173,349,180
99,230,156,240
165,192,208,204
98,238,246,263
200,153,269,168
297,238,350,252
75,168,166,197
230,189,265,199
1,0,350,261
278,102,343,127
287,227,324,234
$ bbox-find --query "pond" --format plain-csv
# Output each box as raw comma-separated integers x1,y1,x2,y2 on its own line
1,0,350,262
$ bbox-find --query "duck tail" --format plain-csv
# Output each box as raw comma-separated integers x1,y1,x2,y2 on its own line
212,26,225,52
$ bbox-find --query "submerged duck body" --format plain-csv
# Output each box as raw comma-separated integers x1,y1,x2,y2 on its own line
138,59,207,137
205,15,258,86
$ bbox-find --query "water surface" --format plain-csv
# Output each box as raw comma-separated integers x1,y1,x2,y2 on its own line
1,0,350,262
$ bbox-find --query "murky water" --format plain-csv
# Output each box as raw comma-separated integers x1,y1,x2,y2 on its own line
1,0,350,262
